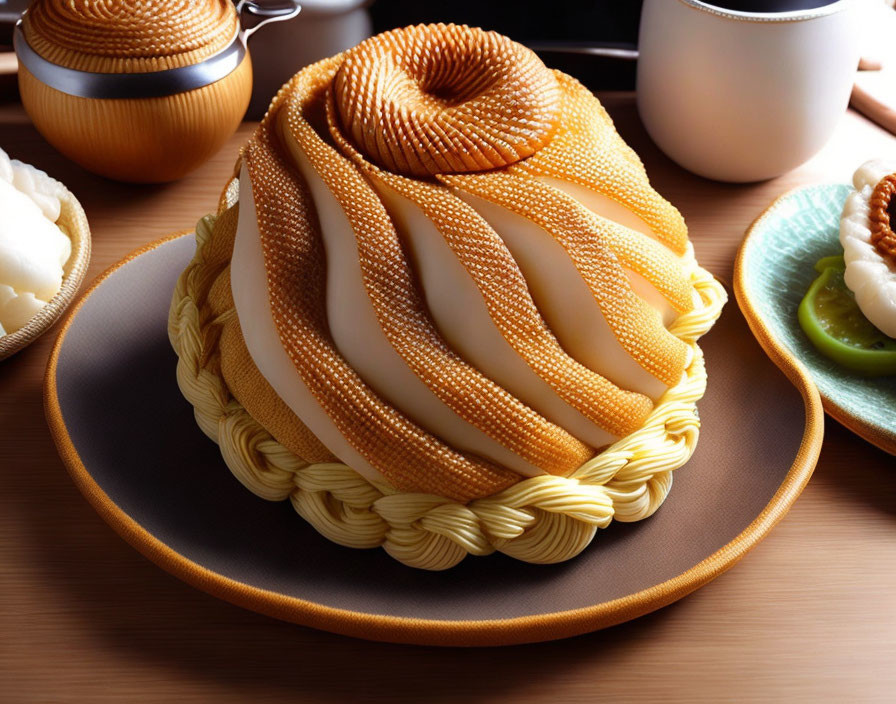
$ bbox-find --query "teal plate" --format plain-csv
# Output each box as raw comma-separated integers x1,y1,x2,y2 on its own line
736,184,896,456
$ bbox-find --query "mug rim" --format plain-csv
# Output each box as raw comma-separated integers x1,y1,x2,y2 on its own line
677,0,855,22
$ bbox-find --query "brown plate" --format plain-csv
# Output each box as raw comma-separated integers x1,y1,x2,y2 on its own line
44,234,823,646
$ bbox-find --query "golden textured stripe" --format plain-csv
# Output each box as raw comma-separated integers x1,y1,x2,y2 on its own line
331,24,560,176
587,209,696,315
216,291,339,465
243,78,521,502
513,73,689,256
197,200,337,465
23,0,238,73
325,93,655,440
444,171,689,386
280,63,592,474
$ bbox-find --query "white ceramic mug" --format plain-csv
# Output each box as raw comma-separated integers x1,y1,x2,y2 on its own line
637,0,864,182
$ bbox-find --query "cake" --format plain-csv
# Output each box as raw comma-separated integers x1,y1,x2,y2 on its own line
169,24,726,569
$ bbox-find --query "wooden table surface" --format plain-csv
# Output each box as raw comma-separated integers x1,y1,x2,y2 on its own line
1,95,895,703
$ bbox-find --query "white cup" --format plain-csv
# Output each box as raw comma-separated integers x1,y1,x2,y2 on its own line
636,0,864,182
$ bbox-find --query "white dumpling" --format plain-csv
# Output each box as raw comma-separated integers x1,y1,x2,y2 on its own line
0,179,69,300
9,157,64,223
0,284,46,334
0,148,70,336
840,160,896,338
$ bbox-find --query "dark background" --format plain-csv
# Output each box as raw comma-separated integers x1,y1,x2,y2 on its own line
1,1,644,46
370,1,643,45
370,0,643,90
0,0,645,92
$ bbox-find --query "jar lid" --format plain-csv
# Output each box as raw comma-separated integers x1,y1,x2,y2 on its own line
21,0,240,73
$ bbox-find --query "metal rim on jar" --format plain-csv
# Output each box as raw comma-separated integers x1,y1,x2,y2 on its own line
13,0,301,100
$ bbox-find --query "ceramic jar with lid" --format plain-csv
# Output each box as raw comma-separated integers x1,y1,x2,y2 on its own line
14,0,299,183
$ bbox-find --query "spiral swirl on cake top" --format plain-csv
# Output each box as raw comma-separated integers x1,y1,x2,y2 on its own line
332,24,561,177
22,0,238,73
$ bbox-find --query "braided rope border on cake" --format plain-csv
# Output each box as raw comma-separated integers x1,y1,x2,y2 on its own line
168,217,726,570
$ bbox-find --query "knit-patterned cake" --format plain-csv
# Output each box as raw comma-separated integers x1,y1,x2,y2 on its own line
169,24,726,570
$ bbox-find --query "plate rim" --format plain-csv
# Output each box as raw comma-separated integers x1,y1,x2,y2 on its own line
44,232,824,647
735,184,896,457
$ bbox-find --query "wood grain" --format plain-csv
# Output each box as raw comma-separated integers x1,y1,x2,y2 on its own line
1,97,895,703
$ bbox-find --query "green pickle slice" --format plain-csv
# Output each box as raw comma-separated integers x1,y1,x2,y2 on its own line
798,255,896,375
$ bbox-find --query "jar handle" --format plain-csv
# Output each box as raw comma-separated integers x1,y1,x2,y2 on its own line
236,0,302,41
